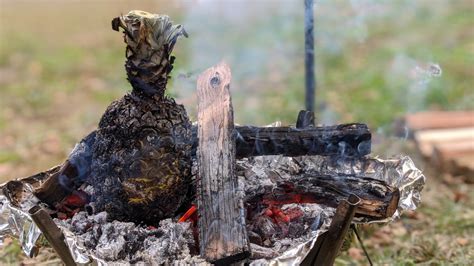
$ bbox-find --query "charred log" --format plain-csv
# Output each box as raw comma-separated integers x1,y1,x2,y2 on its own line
246,173,400,220
234,123,371,158
191,122,371,158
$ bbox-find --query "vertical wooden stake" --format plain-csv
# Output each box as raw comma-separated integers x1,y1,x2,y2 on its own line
196,62,250,263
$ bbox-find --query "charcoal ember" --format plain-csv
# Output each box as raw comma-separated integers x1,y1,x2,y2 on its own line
247,203,322,246
282,213,306,238
273,238,294,253
248,231,263,246
250,215,279,243
241,155,338,260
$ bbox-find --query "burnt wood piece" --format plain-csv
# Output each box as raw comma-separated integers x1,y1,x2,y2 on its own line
191,122,371,158
196,62,250,263
246,174,400,220
3,165,60,208
296,110,315,129
34,131,95,208
234,123,371,158
34,160,78,208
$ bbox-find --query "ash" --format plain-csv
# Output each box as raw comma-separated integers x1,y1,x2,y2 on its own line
57,211,208,265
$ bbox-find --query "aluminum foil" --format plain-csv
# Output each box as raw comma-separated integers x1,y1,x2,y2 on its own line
0,195,42,257
0,154,425,265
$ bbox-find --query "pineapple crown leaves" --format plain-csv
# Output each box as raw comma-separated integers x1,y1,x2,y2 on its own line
112,10,187,57
112,10,188,96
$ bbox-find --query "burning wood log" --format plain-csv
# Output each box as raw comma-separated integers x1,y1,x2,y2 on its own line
193,121,371,159
196,62,250,263
246,174,399,220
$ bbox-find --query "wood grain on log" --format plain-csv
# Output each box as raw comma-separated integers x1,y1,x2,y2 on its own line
196,62,250,263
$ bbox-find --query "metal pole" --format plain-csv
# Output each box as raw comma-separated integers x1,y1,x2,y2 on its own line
304,0,315,112
29,206,77,266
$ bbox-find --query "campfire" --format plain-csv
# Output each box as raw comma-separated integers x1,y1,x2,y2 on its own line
0,10,425,265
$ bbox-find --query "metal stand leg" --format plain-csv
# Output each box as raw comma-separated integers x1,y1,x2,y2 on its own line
302,194,361,266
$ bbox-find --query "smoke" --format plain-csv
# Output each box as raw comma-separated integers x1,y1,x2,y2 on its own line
314,0,393,54
387,54,442,113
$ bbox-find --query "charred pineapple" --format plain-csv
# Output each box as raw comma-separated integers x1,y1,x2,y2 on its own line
89,11,192,223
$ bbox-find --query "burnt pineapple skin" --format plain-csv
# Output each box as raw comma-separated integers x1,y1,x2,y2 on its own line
91,94,192,224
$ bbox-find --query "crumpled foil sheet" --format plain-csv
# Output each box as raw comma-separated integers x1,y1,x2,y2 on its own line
0,155,425,265
0,195,43,258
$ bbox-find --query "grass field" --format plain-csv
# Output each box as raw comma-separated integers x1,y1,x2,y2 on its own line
0,0,473,264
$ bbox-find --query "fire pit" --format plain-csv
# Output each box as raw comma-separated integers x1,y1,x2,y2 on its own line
0,154,424,264
0,10,425,265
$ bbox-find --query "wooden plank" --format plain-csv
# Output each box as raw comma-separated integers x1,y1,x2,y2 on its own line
414,127,474,157
414,127,474,142
405,111,474,131
196,62,250,263
432,139,474,160
452,155,474,183
432,142,474,183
